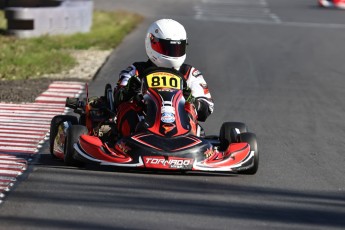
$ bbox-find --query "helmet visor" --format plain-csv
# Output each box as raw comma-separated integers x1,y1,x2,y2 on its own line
150,34,187,57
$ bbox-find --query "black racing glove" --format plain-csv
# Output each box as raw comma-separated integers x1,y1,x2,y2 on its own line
114,76,141,105
126,75,141,95
183,86,210,122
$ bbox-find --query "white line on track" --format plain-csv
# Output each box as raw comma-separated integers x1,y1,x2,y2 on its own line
196,16,345,29
0,133,45,139
0,151,37,155
0,186,11,192
0,115,53,124
0,144,41,149
0,164,26,169
48,84,84,89
0,112,55,119
41,90,80,97
0,182,13,187
33,102,68,106
0,154,26,158
2,130,47,135
50,81,86,86
202,0,263,5
0,169,23,176
40,93,79,98
282,21,345,29
196,0,279,22
195,0,345,29
35,96,70,102
0,146,38,152
0,103,65,108
0,158,28,164
0,137,41,143
0,180,14,183
0,129,47,135
46,88,84,93
0,159,26,164
0,176,17,181
0,117,51,122
0,122,50,128
0,170,22,176
0,108,66,113
0,107,64,112
0,162,26,167
0,110,62,115
0,144,45,149
0,125,48,131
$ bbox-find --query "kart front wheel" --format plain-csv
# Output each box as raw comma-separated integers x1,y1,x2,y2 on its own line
49,115,78,158
64,125,88,167
104,83,114,112
219,122,248,150
238,132,259,175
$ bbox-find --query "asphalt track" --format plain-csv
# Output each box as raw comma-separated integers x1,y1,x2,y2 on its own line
1,0,345,229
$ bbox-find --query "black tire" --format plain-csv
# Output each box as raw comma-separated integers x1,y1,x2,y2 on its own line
104,83,114,112
49,115,78,158
238,132,259,175
64,125,88,167
219,122,248,150
79,114,86,126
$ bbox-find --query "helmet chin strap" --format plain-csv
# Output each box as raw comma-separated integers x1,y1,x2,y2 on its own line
149,54,183,71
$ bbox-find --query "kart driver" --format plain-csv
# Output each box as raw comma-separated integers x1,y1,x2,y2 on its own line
114,19,214,137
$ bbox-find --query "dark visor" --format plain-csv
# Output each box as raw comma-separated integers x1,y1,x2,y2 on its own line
150,34,187,57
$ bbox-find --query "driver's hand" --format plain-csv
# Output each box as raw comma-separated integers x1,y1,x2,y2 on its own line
126,75,141,94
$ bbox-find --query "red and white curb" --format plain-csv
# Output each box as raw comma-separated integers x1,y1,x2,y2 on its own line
0,81,85,203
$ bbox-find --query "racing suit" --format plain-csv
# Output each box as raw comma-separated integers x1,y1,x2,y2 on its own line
114,60,214,137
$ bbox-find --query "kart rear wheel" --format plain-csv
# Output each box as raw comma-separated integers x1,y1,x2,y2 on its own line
219,122,248,150
64,125,88,167
49,115,78,158
238,132,259,175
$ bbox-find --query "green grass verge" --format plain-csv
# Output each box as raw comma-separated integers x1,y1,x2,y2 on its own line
0,10,143,80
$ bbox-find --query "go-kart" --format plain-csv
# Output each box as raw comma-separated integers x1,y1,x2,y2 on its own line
318,0,345,9
49,68,259,174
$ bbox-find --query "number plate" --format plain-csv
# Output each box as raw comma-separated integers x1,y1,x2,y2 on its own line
146,72,181,89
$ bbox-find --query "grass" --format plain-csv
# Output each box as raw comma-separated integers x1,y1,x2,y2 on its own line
0,10,143,80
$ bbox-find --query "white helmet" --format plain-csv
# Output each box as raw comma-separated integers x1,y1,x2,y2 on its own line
145,19,187,70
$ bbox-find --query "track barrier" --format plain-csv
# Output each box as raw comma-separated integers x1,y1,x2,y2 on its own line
2,0,93,38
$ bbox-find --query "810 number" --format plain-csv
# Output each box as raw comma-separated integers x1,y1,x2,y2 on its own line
147,73,181,89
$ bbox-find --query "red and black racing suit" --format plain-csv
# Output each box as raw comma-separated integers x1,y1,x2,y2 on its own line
114,60,214,137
